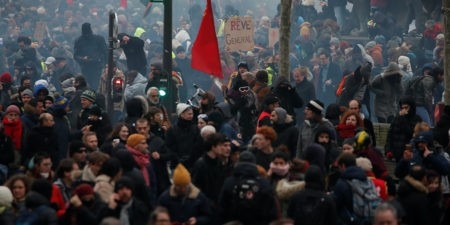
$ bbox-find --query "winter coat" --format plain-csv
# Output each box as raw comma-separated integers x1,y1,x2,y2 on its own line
287,187,337,225
218,162,279,225
0,133,15,167
273,122,299,158
370,73,403,120
124,73,148,102
19,191,58,225
191,153,227,204
23,126,58,165
48,107,71,163
165,118,202,169
121,36,147,73
385,97,422,161
332,166,368,223
158,184,213,225
97,197,150,225
414,75,436,113
297,118,335,157
356,147,388,179
94,175,114,203
397,175,430,225
59,194,105,225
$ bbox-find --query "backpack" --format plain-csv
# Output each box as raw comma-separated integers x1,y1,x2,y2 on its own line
231,176,262,216
345,178,381,225
404,75,426,98
292,191,328,225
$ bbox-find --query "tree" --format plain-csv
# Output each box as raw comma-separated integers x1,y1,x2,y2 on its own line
444,0,450,105
279,0,293,80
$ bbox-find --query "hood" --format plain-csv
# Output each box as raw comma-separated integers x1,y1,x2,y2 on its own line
82,22,93,35
33,84,49,97
302,143,326,172
25,191,50,209
233,162,260,178
314,125,335,142
340,166,367,181
131,73,148,85
398,95,417,116
125,95,149,117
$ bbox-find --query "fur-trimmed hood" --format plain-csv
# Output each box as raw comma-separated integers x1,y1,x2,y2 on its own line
169,183,201,199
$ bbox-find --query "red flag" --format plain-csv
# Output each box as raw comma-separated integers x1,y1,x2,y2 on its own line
67,0,73,5
191,0,223,78
120,0,127,8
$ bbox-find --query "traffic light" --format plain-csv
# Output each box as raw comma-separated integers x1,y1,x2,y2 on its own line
158,78,168,97
112,77,124,102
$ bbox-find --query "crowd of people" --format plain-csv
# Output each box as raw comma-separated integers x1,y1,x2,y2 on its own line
0,0,449,225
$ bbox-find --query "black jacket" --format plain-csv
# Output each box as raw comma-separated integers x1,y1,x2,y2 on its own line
97,197,150,225
218,162,279,225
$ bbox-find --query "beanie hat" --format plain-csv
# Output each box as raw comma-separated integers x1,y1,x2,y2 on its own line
81,90,96,103
73,183,94,197
263,94,279,106
172,163,191,186
0,186,13,208
21,89,33,97
69,140,87,156
114,176,135,192
176,103,191,117
61,78,74,89
34,79,49,88
53,95,69,110
89,106,103,117
274,107,287,124
383,62,401,76
397,56,411,71
356,157,373,172
415,131,433,146
126,134,146,148
306,99,324,115
239,151,256,163
0,72,12,84
365,41,376,50
355,130,372,150
5,105,20,114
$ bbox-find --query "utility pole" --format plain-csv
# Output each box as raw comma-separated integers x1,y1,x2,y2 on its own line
107,11,116,114
279,0,293,80
163,0,173,114
443,0,450,105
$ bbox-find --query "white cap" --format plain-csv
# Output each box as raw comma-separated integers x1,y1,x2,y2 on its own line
45,57,56,65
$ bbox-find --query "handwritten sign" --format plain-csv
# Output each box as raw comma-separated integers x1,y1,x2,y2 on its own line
224,16,254,52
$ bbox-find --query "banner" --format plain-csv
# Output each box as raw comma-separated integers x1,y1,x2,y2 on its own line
224,16,254,52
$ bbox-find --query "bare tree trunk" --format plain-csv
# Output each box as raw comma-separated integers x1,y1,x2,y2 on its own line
444,0,450,105
279,0,292,80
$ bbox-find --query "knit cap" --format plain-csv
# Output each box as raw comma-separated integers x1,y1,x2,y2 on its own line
73,183,94,197
176,103,191,117
53,95,69,110
5,105,20,115
0,186,13,208
126,134,146,148
81,90,96,103
273,107,287,124
356,157,373,172
21,89,33,97
172,163,191,186
0,72,12,84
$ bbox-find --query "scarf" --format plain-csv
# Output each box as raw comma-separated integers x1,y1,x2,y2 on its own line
269,162,290,176
337,123,357,139
127,146,150,186
2,117,22,151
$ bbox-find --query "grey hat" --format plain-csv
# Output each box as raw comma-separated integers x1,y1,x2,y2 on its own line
21,89,33,97
273,107,287,124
